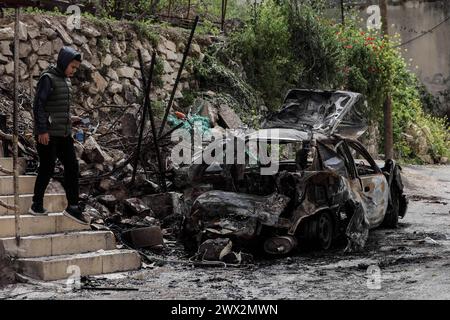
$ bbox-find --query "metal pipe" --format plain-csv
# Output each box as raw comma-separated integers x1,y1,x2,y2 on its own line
186,0,191,20
131,50,155,185
13,7,21,246
139,50,167,192
0,114,8,156
157,122,184,142
132,50,166,191
158,15,199,138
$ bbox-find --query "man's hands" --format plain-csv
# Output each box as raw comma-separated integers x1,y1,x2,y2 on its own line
38,133,50,145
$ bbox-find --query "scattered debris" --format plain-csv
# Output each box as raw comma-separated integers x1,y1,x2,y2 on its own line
123,198,152,217
423,237,440,246
121,226,164,250
0,246,15,288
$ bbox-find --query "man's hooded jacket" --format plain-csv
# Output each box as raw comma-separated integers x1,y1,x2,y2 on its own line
33,46,81,137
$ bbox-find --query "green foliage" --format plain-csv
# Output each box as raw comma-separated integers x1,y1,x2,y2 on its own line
194,51,260,112
132,20,160,47
180,90,197,109
125,52,136,65
152,100,166,118
227,0,449,162
98,38,111,53
153,58,165,88
287,4,344,89
228,0,300,108
197,19,221,36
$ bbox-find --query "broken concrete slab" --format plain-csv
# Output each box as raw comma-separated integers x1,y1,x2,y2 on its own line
83,136,112,164
97,194,118,212
218,104,243,129
121,226,164,249
199,100,218,127
142,192,185,220
123,198,152,217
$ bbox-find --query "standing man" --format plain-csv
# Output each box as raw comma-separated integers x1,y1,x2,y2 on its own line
29,46,88,225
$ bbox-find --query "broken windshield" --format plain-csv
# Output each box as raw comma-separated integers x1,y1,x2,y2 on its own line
262,89,367,138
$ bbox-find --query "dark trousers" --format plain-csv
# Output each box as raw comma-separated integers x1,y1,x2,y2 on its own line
32,136,79,207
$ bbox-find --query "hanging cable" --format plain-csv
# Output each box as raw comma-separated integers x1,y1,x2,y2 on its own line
393,15,450,48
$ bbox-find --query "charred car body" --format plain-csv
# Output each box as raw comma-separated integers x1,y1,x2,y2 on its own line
182,89,408,256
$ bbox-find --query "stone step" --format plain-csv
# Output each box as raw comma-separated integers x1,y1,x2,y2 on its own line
0,231,116,258
0,213,91,238
0,193,67,215
0,175,36,195
17,249,142,281
0,157,26,176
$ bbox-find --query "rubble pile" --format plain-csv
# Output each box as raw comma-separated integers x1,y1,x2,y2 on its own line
0,14,265,266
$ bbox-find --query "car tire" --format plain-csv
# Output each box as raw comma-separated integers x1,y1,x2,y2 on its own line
317,212,334,250
382,183,400,228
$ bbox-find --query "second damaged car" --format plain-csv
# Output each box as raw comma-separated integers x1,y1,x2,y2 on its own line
183,89,408,257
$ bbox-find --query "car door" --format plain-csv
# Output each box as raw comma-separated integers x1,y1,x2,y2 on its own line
345,140,389,228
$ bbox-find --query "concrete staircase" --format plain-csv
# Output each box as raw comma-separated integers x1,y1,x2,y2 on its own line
0,157,141,281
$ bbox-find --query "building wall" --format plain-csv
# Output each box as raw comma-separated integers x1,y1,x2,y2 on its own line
387,0,450,117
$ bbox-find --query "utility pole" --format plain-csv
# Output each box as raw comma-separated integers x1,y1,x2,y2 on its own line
13,7,21,246
380,0,393,160
1,0,41,246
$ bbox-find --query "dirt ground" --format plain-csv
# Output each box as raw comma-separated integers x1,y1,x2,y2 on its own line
1,164,449,300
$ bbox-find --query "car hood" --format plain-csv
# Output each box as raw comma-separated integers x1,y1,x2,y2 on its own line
262,89,368,138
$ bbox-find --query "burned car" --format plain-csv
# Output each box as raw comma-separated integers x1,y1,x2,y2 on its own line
182,89,408,256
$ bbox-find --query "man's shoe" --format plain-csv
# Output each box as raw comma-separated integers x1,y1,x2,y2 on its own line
28,203,48,216
63,205,90,225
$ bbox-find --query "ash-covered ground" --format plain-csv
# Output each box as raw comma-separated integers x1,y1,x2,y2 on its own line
1,164,449,300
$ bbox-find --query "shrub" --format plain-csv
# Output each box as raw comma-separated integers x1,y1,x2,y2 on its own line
226,0,449,162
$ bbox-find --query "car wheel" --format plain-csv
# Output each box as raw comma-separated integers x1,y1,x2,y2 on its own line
317,212,334,250
382,184,400,228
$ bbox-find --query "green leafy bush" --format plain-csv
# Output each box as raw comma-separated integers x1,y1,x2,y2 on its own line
228,0,300,108
227,0,449,162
